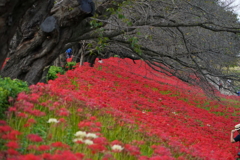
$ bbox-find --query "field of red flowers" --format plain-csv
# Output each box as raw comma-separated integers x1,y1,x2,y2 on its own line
0,57,240,160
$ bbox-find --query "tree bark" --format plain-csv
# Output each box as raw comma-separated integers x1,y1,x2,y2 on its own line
0,0,125,84
0,0,39,69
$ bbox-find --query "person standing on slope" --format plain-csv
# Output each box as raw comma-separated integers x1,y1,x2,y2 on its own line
65,48,73,58
231,124,240,160
231,124,240,143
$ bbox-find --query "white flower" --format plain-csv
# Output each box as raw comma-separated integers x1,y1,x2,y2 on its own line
172,112,178,115
86,133,98,139
111,144,124,152
73,138,83,143
83,139,94,145
47,118,59,123
74,131,87,138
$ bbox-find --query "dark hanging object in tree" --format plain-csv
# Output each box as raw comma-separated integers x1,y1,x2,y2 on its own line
40,16,57,33
77,0,95,17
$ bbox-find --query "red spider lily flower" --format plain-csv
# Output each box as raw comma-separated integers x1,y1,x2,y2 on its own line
40,102,48,107
132,140,145,145
17,92,29,101
77,108,83,112
151,145,171,156
6,141,19,149
17,112,28,118
8,107,17,112
51,150,82,160
24,118,36,128
59,118,66,123
95,122,102,127
57,108,70,116
101,153,114,160
89,116,97,121
2,130,21,140
88,144,106,154
68,58,73,62
78,121,92,128
124,144,141,156
176,156,187,160
0,120,7,125
28,109,46,117
75,152,84,159
21,153,41,160
38,145,51,151
111,140,123,146
149,155,175,160
53,101,61,107
27,134,43,142
51,141,70,149
27,145,38,151
0,125,12,133
23,123,31,128
7,148,19,155
29,93,40,103
89,127,101,132
93,137,108,146
0,153,7,160
27,118,36,124
42,153,52,159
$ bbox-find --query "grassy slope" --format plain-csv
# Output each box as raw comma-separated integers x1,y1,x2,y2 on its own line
1,58,240,160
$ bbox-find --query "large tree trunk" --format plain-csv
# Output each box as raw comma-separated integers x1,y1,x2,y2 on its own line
0,0,126,84
0,0,93,84
0,0,39,68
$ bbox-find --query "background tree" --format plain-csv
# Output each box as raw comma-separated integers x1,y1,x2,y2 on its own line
88,0,240,95
1,0,240,95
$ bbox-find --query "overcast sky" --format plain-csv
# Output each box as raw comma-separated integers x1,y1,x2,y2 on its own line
221,0,240,15
231,0,240,14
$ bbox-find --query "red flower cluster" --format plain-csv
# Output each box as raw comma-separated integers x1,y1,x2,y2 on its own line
1,57,240,159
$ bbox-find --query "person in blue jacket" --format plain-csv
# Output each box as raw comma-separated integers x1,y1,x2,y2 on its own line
236,91,240,96
65,48,72,58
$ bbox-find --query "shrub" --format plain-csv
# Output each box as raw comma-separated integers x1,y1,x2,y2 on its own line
0,77,29,119
47,66,65,81
47,62,77,81
65,61,77,71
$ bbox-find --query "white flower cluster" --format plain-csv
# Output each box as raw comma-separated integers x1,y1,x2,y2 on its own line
47,118,59,123
172,111,178,115
86,133,98,139
83,139,94,145
74,131,87,137
73,131,98,145
73,138,83,143
111,144,124,152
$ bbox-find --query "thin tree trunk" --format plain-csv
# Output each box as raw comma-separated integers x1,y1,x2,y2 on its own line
80,41,86,66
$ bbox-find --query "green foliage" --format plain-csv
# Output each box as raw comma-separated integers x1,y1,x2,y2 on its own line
47,62,77,81
89,19,103,28
0,77,29,119
128,36,142,54
89,0,134,54
47,66,65,81
65,61,77,71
